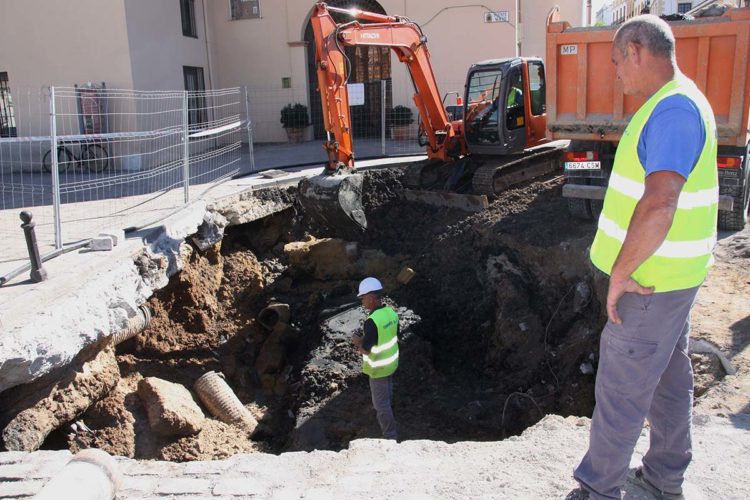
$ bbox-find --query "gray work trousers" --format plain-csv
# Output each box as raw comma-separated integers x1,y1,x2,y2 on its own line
369,375,398,440
574,286,700,499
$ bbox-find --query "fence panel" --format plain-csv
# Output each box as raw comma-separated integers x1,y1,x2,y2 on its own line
244,79,469,172
0,87,56,264
246,86,328,171
1,86,247,279
187,88,243,192
51,86,186,246
2,77,466,278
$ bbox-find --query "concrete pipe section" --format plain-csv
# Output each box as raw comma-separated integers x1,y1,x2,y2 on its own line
33,448,122,500
257,302,291,330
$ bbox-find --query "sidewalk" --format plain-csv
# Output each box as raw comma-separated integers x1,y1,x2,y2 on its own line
1,413,747,498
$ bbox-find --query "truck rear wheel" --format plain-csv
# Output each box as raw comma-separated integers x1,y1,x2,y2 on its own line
718,187,748,231
718,145,749,231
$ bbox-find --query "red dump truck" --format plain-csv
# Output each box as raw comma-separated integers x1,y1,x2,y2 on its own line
546,7,750,230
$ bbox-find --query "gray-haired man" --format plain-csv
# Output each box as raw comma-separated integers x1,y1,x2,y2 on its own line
570,14,718,500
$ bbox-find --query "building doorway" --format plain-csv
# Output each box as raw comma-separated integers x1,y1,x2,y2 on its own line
304,0,392,140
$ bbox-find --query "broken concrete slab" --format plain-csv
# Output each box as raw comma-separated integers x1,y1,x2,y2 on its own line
89,236,114,252
137,377,205,438
1,341,119,451
0,201,208,394
99,230,125,247
191,211,229,252
208,188,294,226
0,258,147,394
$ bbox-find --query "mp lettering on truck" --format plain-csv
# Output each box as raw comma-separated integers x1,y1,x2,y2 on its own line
560,45,578,55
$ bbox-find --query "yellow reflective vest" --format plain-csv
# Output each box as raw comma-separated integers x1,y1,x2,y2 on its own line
362,307,399,378
590,76,718,292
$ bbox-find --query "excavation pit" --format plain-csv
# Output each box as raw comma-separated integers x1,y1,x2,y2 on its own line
0,169,728,461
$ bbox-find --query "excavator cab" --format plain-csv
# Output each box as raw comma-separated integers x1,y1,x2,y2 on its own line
464,58,548,156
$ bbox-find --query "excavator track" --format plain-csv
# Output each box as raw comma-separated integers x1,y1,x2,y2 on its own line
471,144,566,197
399,144,566,212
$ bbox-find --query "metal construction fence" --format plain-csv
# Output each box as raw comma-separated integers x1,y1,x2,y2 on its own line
0,86,244,267
245,78,464,169
1,78,462,276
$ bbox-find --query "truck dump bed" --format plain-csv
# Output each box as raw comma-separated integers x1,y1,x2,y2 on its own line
546,8,750,148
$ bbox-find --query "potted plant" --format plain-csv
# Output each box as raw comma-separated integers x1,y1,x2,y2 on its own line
387,105,414,141
280,103,310,143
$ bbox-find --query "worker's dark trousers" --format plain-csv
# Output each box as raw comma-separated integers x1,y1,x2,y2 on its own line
574,286,700,499
369,375,398,440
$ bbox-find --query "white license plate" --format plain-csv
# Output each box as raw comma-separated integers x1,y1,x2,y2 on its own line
565,161,601,170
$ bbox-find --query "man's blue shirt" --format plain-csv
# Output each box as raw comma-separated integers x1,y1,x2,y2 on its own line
637,94,706,180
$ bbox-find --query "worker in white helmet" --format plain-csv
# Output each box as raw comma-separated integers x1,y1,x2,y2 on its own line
352,276,399,440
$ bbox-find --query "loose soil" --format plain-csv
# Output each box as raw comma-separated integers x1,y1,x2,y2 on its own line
38,169,750,461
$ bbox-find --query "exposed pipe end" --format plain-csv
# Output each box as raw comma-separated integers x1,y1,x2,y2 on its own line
33,448,121,500
112,304,152,346
257,302,291,330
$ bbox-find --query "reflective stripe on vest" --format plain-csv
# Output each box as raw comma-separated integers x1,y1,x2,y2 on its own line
362,306,399,378
590,76,718,292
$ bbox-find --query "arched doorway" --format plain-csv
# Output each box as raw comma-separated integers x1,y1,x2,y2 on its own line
304,0,392,140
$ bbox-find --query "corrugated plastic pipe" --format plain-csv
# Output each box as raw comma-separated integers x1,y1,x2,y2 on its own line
33,448,121,500
194,371,258,432
112,305,151,345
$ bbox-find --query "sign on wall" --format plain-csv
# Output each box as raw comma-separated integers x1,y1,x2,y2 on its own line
484,11,510,23
347,83,365,106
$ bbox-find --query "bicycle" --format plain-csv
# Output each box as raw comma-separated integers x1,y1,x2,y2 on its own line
42,140,109,173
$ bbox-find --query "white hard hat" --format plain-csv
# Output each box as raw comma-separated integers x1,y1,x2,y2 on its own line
357,277,383,297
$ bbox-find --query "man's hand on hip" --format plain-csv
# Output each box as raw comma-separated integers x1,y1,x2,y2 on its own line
607,276,654,324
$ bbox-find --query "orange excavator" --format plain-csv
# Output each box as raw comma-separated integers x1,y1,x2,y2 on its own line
297,2,565,234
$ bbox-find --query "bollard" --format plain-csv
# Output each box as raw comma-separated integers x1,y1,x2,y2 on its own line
20,211,47,282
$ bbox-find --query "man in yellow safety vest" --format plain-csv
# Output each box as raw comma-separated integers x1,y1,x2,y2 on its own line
570,14,718,500
352,277,399,440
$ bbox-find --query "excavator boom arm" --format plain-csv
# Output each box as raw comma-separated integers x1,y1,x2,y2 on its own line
310,2,463,172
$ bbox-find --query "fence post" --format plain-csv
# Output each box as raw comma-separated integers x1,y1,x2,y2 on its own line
182,91,190,204
381,80,386,156
244,86,255,172
49,86,62,250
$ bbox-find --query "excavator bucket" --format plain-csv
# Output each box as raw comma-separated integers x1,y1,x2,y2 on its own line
297,172,367,235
